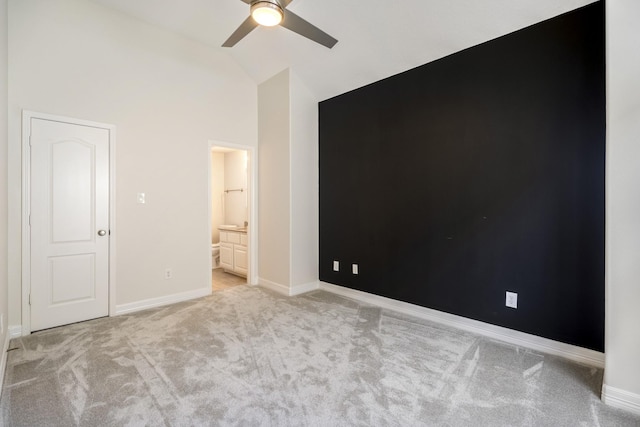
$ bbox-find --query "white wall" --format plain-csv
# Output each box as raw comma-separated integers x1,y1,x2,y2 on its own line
0,0,9,352
210,151,224,243
290,71,319,287
223,150,248,226
7,0,257,325
603,0,640,413
258,69,291,287
257,68,318,293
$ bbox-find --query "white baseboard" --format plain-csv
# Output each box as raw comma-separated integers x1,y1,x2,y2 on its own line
0,329,11,398
258,278,319,296
8,325,22,338
602,385,640,416
114,287,212,316
291,281,320,296
319,282,605,368
258,278,290,295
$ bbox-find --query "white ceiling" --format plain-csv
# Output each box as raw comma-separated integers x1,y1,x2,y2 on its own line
88,0,595,101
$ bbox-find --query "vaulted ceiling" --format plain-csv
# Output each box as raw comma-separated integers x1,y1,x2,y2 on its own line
88,0,595,100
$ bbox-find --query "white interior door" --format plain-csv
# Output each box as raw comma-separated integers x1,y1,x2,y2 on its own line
30,118,110,331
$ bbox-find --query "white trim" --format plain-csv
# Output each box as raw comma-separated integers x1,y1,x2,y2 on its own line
320,282,605,368
258,277,290,295
0,330,11,398
8,326,22,339
207,140,258,287
290,281,320,296
114,287,211,316
602,385,640,416
20,113,30,335
108,127,117,319
258,278,319,296
21,111,117,336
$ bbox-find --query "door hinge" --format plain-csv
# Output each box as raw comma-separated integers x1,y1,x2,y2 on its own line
28,214,31,226
28,293,31,305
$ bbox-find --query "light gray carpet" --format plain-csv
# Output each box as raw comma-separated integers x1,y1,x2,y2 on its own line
1,286,639,426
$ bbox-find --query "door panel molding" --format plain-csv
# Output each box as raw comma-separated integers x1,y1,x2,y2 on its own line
21,111,116,335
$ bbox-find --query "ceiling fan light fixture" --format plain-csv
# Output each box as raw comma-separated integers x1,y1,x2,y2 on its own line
251,1,283,27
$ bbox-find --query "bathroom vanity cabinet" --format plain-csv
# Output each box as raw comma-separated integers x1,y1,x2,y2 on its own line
219,229,248,277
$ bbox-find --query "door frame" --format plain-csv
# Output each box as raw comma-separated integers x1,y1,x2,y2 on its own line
21,111,117,335
208,140,258,286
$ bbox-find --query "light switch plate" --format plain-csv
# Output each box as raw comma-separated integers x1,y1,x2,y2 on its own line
352,264,358,275
137,193,146,204
333,261,339,271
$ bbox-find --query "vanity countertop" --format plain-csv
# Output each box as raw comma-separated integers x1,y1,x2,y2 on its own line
218,225,247,232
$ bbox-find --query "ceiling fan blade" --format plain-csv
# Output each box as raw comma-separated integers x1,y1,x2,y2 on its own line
280,0,293,7
281,9,338,48
240,0,251,3
222,16,259,47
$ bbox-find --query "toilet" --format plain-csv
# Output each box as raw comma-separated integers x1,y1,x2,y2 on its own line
211,242,221,269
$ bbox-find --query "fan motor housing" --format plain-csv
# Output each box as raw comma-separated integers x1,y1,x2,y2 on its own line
251,1,284,26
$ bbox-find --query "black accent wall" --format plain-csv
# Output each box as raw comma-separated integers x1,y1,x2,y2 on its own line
319,2,605,351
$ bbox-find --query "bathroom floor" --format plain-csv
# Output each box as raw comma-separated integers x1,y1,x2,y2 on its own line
211,268,246,291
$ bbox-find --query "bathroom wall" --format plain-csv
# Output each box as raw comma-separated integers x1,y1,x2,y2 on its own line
223,150,248,227
210,151,224,243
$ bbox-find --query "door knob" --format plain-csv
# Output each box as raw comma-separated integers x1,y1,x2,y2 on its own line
98,230,107,236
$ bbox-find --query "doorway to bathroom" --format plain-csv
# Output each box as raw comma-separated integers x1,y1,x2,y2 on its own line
208,141,256,291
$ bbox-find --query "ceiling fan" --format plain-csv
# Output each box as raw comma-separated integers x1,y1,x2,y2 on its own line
222,0,338,49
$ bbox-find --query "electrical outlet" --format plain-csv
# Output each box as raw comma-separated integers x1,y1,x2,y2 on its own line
505,291,518,309
165,268,172,279
352,264,358,275
333,261,339,272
